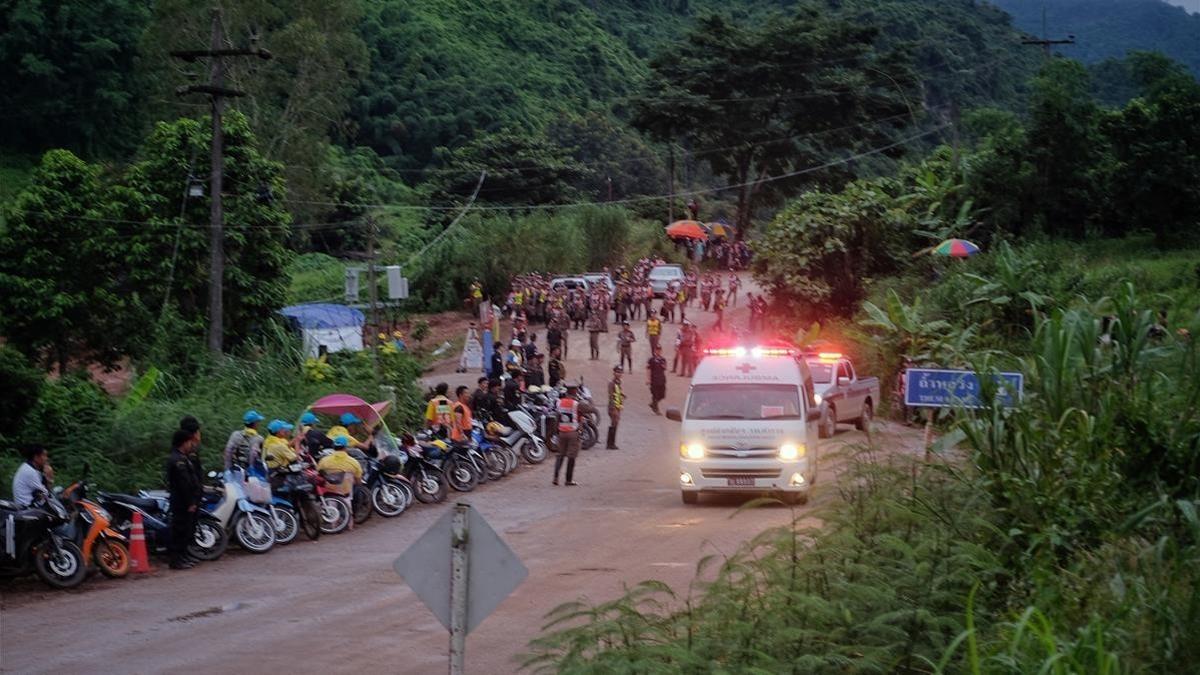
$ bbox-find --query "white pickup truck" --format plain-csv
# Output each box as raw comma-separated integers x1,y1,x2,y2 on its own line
803,352,880,438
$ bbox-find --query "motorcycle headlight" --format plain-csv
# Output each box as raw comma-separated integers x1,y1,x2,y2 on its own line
680,443,705,460
778,444,805,461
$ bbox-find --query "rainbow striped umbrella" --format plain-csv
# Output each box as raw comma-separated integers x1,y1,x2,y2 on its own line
932,239,980,257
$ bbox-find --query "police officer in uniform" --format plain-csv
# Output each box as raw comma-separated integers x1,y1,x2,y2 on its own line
606,366,624,450
166,425,204,569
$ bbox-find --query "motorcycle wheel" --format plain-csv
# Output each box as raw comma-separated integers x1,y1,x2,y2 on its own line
503,447,519,473
414,471,448,504
235,512,276,554
319,496,351,534
35,541,87,589
189,518,229,561
271,506,300,545
372,483,408,518
300,499,322,541
519,436,548,464
94,539,131,578
353,486,373,525
445,457,478,492
472,457,489,484
580,423,598,450
485,452,506,481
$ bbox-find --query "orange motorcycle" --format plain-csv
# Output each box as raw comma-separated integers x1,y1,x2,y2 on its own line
61,466,130,578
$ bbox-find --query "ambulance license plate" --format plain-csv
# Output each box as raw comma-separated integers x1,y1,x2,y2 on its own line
727,477,754,487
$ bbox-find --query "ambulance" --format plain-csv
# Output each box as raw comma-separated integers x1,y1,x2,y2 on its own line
666,345,820,505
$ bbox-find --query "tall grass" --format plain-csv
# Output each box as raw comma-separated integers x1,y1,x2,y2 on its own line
524,284,1200,673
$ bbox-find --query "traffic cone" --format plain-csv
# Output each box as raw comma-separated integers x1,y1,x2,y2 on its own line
128,511,153,573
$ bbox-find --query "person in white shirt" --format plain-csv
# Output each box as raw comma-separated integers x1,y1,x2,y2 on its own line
11,445,51,507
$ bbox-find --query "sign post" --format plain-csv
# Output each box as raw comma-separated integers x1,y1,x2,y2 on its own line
449,504,468,675
394,503,528,674
903,368,1024,459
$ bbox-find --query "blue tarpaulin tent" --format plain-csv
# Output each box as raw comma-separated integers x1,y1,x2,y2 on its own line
279,304,365,357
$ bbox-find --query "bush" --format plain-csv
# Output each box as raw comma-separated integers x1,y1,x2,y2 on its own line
0,345,43,434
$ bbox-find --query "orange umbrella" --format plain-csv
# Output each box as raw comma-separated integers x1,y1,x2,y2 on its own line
665,220,709,240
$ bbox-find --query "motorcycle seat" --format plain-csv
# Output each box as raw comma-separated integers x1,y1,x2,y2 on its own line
100,492,163,512
0,499,18,511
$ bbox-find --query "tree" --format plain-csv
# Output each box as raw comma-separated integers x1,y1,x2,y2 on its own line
115,112,293,350
1024,60,1106,239
753,177,913,320
0,150,135,371
427,131,587,206
1101,58,1200,246
631,11,915,236
0,0,151,156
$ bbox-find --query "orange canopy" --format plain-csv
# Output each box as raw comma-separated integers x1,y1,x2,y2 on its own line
665,220,709,240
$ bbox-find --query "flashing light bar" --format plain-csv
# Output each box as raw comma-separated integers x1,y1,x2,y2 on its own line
703,346,797,357
816,352,844,361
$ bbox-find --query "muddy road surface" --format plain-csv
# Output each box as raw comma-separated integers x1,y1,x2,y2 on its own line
0,276,921,673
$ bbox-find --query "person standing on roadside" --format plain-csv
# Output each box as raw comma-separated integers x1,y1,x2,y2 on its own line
745,293,757,332
606,366,625,450
552,384,596,486
617,321,636,372
678,323,696,377
646,313,662,353
676,284,688,324
166,426,204,570
489,341,504,379
548,347,566,388
713,288,727,332
647,346,668,415
728,273,740,307
587,309,603,360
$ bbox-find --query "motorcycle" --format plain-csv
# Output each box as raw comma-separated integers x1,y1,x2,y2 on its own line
472,422,514,480
98,491,228,561
503,405,549,464
0,494,88,589
402,442,450,504
60,468,130,578
270,463,322,541
198,469,276,554
356,452,413,518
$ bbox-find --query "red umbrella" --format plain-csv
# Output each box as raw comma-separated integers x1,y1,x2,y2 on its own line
665,220,709,240
307,393,392,428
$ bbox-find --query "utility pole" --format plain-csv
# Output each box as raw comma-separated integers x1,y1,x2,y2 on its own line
1022,6,1075,57
172,8,271,355
668,144,676,224
366,217,382,378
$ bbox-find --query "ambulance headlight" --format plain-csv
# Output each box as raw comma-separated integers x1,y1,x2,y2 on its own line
680,443,706,460
778,443,805,461
813,393,822,405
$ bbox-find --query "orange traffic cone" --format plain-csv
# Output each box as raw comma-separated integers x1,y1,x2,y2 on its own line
128,511,153,573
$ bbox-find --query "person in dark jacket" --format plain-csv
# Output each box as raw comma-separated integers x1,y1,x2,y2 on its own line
489,342,504,379
166,425,204,570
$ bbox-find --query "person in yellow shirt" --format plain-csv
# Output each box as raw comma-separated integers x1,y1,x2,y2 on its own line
263,419,298,470
424,383,454,438
326,412,372,452
317,436,364,529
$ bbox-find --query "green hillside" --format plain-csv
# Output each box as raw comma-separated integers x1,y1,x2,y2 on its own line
992,0,1200,74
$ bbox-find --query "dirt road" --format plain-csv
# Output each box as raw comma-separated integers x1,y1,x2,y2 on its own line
0,276,921,673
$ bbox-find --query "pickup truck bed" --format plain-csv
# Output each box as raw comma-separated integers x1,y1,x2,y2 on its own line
804,355,881,438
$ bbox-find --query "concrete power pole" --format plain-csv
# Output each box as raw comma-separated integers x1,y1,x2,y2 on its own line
172,8,271,354
1022,5,1075,57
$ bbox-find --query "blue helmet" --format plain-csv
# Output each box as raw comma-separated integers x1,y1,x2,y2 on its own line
299,411,319,425
267,419,294,434
332,435,350,448
339,412,363,426
243,410,265,425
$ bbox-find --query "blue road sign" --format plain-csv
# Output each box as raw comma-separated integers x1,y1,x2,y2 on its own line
904,368,1023,409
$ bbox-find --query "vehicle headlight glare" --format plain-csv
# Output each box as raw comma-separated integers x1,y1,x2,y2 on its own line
779,443,804,460
813,393,822,405
681,443,705,459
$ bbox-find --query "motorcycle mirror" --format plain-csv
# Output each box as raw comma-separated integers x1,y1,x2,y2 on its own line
52,485,64,496
207,471,218,478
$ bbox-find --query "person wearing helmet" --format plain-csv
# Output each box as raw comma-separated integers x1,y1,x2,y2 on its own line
224,410,265,470
327,412,372,452
263,419,298,470
316,436,363,529
505,340,524,377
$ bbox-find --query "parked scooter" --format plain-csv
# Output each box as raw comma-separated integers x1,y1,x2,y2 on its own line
355,452,413,518
197,468,276,554
0,494,87,589
60,467,130,578
497,405,549,464
98,491,228,561
401,438,450,504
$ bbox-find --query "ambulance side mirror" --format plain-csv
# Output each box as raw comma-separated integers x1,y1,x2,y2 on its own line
665,408,682,422
837,376,851,387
